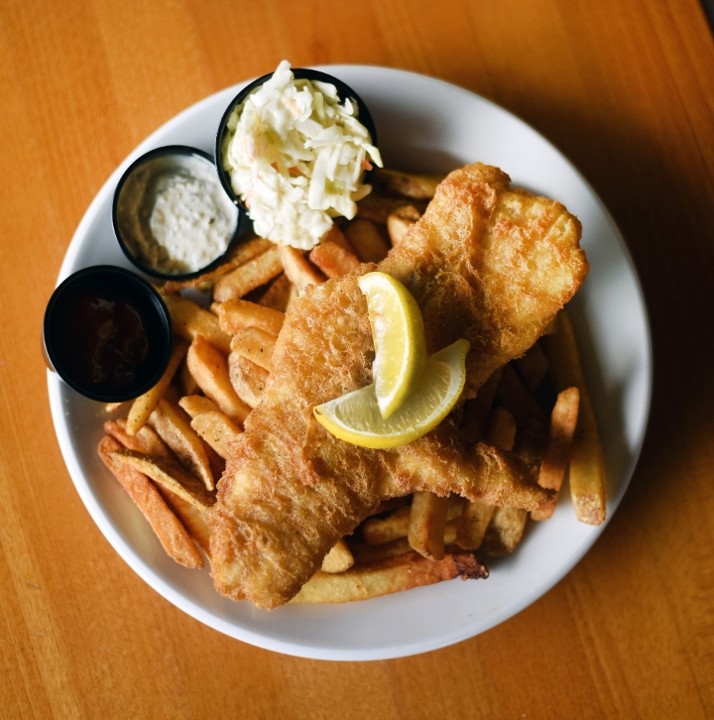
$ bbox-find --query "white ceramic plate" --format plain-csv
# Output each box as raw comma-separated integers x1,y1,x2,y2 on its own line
48,66,651,661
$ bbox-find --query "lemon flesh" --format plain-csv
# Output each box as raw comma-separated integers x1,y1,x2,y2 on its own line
313,339,470,449
357,272,427,419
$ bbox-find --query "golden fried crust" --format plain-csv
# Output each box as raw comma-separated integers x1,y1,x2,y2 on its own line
210,162,588,609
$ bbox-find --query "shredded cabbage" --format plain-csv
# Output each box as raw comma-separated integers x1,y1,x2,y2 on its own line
221,60,383,250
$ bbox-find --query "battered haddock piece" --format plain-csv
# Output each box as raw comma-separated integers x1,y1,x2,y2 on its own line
210,163,588,609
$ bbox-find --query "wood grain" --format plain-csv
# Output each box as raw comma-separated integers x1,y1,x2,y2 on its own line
1,0,713,717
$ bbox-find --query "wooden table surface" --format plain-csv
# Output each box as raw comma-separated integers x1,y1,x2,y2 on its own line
2,1,713,717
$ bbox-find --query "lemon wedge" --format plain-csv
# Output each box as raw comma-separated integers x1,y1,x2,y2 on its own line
313,339,470,449
357,271,427,419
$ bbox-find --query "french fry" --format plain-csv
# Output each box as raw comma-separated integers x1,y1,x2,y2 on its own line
514,341,550,392
110,448,215,511
407,491,449,561
454,500,496,551
361,504,412,544
104,418,172,459
230,326,277,371
212,245,283,302
542,312,607,524
494,364,548,472
279,245,325,291
215,298,284,337
178,394,219,418
458,368,502,443
386,209,418,245
149,398,216,491
356,193,427,225
532,386,580,520
292,551,488,603
321,539,355,574
228,353,268,408
320,223,353,251
309,240,361,278
257,273,293,312
125,340,188,435
177,355,200,396
485,406,517,450
482,505,529,556
456,406,516,550
160,236,274,293
372,167,444,200
190,409,242,460
343,218,391,262
186,335,252,423
157,487,213,557
161,293,231,354
98,436,204,569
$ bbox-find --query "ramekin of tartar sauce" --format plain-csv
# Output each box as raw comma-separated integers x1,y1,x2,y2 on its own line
112,146,242,280
215,61,382,251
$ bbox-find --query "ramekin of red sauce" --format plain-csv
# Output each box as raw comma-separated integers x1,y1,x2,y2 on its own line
43,266,172,402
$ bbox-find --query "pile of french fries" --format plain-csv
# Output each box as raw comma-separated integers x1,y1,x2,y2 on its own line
97,167,607,604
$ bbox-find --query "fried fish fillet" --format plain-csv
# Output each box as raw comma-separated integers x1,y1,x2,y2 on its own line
210,163,588,609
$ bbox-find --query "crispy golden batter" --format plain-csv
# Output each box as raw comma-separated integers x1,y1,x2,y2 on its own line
210,163,588,609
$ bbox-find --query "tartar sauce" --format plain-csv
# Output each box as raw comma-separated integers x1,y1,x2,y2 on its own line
220,60,382,251
116,152,238,276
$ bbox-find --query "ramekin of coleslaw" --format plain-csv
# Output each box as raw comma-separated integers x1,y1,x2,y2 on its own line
215,61,382,251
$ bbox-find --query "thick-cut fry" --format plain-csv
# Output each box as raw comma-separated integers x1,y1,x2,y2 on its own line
125,340,188,435
186,335,252,423
212,245,283,302
178,394,219,418
160,236,274,293
111,448,215,511
292,551,488,603
373,167,444,199
230,326,277,370
514,341,550,391
320,539,355,574
98,436,204,569
215,298,285,337
356,193,427,224
279,245,325,291
407,491,449,560
482,505,529,556
494,364,548,472
458,368,502,443
228,353,268,408
104,418,172,459
532,386,581,520
343,218,390,262
158,487,213,557
149,398,216,491
309,240,361,278
456,405,516,550
161,293,231,354
386,210,418,246
485,406,517,450
320,223,353,251
257,273,293,312
190,410,242,460
542,312,607,524
454,500,496,551
177,356,200,396
361,504,412,544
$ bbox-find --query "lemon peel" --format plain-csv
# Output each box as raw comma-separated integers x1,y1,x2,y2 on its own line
357,271,427,419
313,338,470,449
